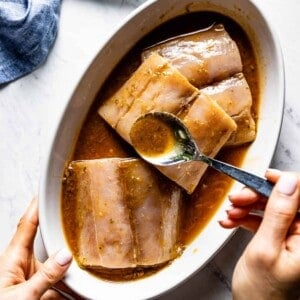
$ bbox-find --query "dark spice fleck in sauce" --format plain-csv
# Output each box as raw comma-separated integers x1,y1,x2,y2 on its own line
62,11,260,280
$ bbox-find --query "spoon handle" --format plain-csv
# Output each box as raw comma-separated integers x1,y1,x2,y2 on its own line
198,155,274,197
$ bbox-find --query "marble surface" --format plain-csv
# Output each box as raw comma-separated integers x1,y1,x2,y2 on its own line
0,0,300,299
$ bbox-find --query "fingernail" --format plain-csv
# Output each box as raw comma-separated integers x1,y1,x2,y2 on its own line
225,204,234,213
26,197,38,219
228,188,248,198
55,248,73,266
218,209,229,221
266,168,281,174
276,174,298,196
228,191,238,198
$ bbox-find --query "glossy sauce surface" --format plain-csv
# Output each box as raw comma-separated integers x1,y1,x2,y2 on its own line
62,11,259,278
130,115,176,158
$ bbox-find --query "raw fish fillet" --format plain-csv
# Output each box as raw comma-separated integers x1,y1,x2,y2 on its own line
200,73,256,145
142,24,242,88
158,93,237,193
66,158,182,270
99,52,199,143
98,53,236,193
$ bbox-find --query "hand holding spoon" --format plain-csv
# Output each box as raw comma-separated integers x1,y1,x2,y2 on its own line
130,112,274,197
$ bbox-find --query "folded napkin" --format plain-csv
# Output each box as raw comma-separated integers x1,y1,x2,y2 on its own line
0,0,61,84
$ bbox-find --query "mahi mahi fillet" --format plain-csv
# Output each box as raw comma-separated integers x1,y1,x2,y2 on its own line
200,73,256,146
142,24,243,88
66,158,182,270
98,53,237,193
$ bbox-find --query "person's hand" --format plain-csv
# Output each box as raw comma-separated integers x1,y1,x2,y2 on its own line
219,169,300,299
0,197,73,299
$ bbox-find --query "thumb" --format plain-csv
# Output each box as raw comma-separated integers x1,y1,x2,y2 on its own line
24,248,72,298
255,173,300,250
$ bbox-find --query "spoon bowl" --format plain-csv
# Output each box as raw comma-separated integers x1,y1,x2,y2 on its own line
130,112,274,197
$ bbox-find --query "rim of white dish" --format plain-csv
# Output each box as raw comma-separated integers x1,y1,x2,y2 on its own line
39,0,285,299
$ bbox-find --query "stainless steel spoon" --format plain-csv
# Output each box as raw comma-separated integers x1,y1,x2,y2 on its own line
130,112,274,197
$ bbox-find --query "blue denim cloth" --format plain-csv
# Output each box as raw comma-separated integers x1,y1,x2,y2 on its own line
0,0,61,84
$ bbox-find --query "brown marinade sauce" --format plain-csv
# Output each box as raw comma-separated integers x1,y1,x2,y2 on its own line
130,115,176,158
62,11,259,279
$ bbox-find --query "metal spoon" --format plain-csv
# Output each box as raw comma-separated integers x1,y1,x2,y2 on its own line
130,112,274,197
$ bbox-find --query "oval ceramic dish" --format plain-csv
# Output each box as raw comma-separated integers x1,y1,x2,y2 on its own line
39,0,284,299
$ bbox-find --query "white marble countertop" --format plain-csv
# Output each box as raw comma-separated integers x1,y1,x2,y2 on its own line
0,0,300,299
